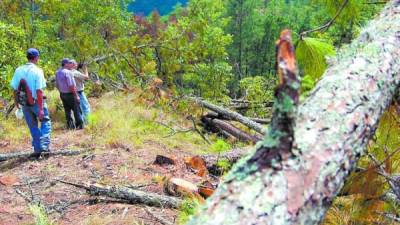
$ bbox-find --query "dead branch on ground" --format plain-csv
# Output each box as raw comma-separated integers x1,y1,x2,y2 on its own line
57,179,182,209
0,149,92,162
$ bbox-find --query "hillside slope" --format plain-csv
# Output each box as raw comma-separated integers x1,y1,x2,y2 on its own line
0,90,227,225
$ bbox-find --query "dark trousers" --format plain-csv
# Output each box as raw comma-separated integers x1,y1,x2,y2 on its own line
60,92,83,129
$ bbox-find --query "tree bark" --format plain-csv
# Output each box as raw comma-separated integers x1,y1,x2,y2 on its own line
0,149,91,162
188,1,400,224
201,116,260,143
192,98,266,135
205,111,271,124
58,180,182,209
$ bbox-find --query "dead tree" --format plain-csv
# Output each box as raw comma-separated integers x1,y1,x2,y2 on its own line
188,2,400,224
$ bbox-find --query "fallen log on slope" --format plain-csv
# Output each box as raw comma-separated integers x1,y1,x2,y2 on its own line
0,149,92,162
57,180,182,209
201,117,261,143
192,98,266,135
205,112,271,125
228,100,273,111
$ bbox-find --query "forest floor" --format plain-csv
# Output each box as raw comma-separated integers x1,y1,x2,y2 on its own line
0,91,231,225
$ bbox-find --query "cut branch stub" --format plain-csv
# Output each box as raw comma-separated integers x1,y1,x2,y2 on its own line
248,29,300,169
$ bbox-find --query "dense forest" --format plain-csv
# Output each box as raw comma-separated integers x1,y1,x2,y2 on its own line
0,0,399,224
128,0,188,15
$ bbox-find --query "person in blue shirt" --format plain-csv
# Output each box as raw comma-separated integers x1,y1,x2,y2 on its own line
10,48,51,156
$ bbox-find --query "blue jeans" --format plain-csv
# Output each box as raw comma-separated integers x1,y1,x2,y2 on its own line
22,102,52,153
78,91,90,123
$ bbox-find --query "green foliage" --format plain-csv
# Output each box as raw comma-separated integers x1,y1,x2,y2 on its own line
0,22,25,101
296,38,336,80
295,37,336,96
310,0,383,45
211,139,231,154
177,198,201,224
225,0,320,83
216,159,232,173
29,204,52,225
300,74,317,96
239,76,275,117
128,0,188,16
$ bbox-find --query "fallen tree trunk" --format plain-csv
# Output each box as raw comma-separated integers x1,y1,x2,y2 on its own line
228,100,274,110
205,112,271,124
201,117,260,143
0,149,91,162
248,117,271,124
188,2,400,224
58,180,182,208
192,98,266,135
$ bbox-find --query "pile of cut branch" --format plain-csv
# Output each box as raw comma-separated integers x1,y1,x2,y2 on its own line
193,98,270,143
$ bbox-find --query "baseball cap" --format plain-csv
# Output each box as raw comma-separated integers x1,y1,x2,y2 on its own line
69,59,78,65
27,48,40,57
61,58,72,66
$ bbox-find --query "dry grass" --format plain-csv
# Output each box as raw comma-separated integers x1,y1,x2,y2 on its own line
85,91,213,155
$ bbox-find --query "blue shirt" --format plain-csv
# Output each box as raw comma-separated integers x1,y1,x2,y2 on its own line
55,68,76,93
10,63,46,99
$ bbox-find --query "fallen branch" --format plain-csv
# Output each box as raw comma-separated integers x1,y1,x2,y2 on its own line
47,198,130,215
188,115,211,145
0,149,92,162
5,103,15,118
191,98,266,135
300,0,350,38
57,179,182,209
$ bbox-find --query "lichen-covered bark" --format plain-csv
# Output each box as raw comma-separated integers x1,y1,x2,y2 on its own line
188,1,400,224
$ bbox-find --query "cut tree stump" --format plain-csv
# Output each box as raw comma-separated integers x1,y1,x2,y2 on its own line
164,178,199,197
0,149,92,162
154,155,176,166
57,179,182,208
184,156,209,177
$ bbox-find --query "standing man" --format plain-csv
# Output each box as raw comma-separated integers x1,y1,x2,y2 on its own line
55,58,83,129
10,48,51,155
70,60,90,124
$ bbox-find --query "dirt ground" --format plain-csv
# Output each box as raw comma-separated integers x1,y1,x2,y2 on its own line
0,127,210,225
